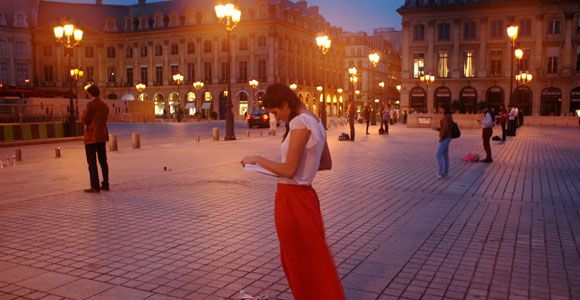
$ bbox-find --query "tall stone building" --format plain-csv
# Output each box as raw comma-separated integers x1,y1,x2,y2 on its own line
1,0,345,119
398,0,580,116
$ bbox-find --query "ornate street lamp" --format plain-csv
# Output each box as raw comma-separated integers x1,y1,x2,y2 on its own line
507,24,519,106
289,83,298,92
515,72,532,85
420,74,435,112
136,83,146,101
69,68,84,116
348,67,358,113
249,79,259,111
336,88,343,117
215,3,241,140
192,81,204,116
173,73,184,122
368,52,380,69
315,34,331,129
54,23,83,136
396,84,402,92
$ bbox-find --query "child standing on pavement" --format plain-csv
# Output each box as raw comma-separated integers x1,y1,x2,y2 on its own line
241,83,344,300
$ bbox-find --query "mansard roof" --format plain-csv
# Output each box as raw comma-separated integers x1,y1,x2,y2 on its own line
399,0,573,10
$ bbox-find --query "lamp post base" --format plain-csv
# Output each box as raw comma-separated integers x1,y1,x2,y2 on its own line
224,109,236,140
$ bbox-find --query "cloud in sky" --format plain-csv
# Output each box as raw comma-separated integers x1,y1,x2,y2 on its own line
47,0,404,33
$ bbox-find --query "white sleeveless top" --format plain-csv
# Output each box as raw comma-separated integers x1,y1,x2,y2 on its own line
278,113,326,186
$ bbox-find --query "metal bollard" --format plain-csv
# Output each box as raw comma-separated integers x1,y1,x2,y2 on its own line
109,134,118,151
260,130,264,136
196,135,200,142
54,147,61,158
212,127,220,141
15,149,22,162
246,131,250,137
132,133,140,149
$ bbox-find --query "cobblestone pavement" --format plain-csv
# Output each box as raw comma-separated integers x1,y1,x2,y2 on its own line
0,123,579,300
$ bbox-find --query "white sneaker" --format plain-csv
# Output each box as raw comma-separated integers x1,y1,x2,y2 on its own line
436,174,443,179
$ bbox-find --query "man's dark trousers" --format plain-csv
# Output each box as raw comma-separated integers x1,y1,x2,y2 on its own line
85,142,109,190
349,117,355,141
501,122,506,141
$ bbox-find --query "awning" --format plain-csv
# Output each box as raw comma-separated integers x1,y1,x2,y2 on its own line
121,93,135,101
184,103,195,109
201,102,212,109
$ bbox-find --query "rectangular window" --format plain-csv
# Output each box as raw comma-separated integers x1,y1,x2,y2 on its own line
490,20,504,38
548,19,561,35
463,22,476,40
221,39,229,52
464,51,475,77
43,45,52,57
16,64,27,83
0,40,6,55
257,60,267,81
125,47,133,59
438,23,451,40
239,38,248,51
220,62,229,83
239,61,248,82
140,46,148,57
187,42,195,54
187,63,195,83
107,66,116,82
15,42,26,57
155,45,162,56
43,65,53,82
204,41,212,53
490,50,502,76
577,18,580,34
85,66,94,81
413,52,424,78
203,62,212,82
170,64,178,76
258,36,267,48
170,44,178,55
140,67,148,83
548,57,559,74
106,46,116,59
84,46,93,58
155,66,163,84
126,67,133,86
437,52,449,78
519,19,532,36
0,63,8,82
413,24,425,41
576,49,580,73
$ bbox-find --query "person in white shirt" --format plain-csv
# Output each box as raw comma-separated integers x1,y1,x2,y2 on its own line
268,112,277,136
478,105,495,162
241,83,344,300
508,106,518,136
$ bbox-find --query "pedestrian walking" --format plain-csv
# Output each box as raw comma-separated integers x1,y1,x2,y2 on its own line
517,105,524,127
348,101,356,141
382,104,390,135
435,103,453,179
477,105,495,163
363,104,371,135
269,111,277,136
499,104,508,143
80,84,110,193
241,83,345,300
403,110,408,125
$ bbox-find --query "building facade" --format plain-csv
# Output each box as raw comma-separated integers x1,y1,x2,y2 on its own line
1,0,345,119
343,31,401,108
398,0,580,116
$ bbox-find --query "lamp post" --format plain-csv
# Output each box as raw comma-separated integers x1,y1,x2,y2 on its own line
316,34,331,129
337,88,343,116
136,83,146,101
69,68,84,117
54,23,83,136
375,81,386,125
249,79,259,111
420,74,435,113
507,24,519,106
289,83,298,93
316,85,323,116
193,81,204,118
348,67,358,114
515,72,533,85
368,52,381,110
215,3,241,140
173,73,184,122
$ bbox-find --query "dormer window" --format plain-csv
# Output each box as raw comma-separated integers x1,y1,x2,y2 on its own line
154,13,163,28
169,13,180,27
103,18,117,32
139,17,148,30
0,11,6,26
14,13,27,28
124,17,133,31
186,10,195,25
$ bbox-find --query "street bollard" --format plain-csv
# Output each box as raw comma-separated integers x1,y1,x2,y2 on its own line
109,134,118,151
260,130,264,136
246,131,250,137
54,147,61,158
212,127,220,141
196,135,200,142
132,133,140,149
15,149,22,162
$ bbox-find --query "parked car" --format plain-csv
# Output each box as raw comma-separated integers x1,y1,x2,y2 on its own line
246,109,280,128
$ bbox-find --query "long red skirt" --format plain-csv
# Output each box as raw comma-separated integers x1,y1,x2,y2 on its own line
274,183,345,300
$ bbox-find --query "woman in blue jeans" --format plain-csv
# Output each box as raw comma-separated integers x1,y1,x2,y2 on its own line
436,104,453,179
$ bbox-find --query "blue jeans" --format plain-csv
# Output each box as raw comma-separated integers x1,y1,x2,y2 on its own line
436,138,452,175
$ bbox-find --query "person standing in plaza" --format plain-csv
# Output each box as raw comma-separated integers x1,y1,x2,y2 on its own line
508,105,517,136
269,111,277,136
499,104,508,143
382,104,390,135
435,104,453,179
348,100,356,141
478,105,495,163
241,83,344,300
81,84,110,193
363,104,371,135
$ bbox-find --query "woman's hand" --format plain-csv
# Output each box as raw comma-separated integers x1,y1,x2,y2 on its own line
241,155,262,167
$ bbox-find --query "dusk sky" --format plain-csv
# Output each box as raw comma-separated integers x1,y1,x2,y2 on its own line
47,0,405,33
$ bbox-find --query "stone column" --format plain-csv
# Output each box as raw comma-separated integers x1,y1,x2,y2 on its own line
401,20,410,110
451,19,462,78
163,40,169,86
478,17,488,78
267,32,275,82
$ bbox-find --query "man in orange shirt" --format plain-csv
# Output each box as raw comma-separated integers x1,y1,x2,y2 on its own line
80,84,110,193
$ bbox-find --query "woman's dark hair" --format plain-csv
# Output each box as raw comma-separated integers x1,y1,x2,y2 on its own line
262,83,302,141
439,103,452,114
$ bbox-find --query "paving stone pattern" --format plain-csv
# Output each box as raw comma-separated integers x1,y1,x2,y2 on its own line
0,123,579,300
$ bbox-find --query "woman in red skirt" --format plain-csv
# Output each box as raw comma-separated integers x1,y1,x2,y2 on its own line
242,83,345,300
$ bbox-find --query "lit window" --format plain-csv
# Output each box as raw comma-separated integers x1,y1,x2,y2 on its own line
438,52,448,78
413,52,424,78
464,51,475,77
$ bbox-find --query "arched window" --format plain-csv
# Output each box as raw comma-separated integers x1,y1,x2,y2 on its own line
14,13,27,28
409,86,426,113
140,17,148,30
154,14,163,28
124,17,133,31
540,87,562,116
0,11,6,26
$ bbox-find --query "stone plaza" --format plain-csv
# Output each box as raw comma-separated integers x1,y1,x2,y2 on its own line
0,122,579,300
